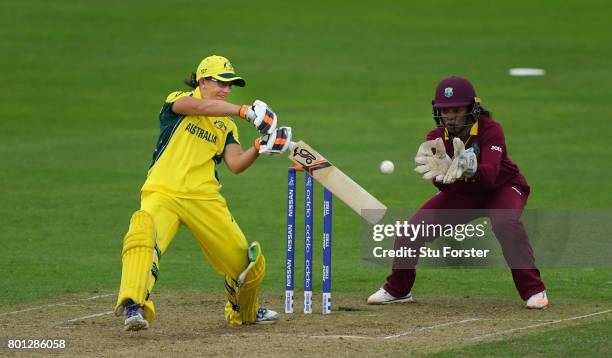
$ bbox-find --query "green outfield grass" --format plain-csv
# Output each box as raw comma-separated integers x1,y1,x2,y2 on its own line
428,319,612,357
1,0,611,356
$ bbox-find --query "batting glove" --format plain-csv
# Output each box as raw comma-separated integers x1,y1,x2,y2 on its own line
442,138,478,184
240,100,277,135
414,138,452,182
254,127,292,156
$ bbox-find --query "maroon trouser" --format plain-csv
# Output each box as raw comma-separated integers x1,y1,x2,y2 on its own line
384,183,545,300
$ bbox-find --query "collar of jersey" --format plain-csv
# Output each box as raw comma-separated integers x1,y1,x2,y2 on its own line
192,87,203,99
443,121,479,140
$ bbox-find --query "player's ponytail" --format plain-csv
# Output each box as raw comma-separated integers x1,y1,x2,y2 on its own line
183,72,198,89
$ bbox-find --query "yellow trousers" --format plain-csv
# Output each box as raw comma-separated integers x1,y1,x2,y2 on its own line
141,191,249,277
116,191,250,322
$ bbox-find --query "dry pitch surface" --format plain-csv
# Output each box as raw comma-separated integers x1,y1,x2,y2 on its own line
1,291,610,357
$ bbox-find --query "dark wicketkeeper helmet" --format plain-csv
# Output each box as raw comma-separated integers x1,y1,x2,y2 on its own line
432,76,482,126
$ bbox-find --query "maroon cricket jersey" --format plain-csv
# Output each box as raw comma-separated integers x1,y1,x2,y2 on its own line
426,116,530,195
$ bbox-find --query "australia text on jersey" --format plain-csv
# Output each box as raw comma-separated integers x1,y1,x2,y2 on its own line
185,122,217,144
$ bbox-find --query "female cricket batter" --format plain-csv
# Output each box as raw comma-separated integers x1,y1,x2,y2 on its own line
368,76,548,309
114,55,292,330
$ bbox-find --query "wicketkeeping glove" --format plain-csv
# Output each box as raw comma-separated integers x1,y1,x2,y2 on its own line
239,100,277,135
254,127,292,156
442,137,478,184
414,138,452,182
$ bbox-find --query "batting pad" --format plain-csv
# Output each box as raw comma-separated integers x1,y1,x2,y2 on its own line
224,242,266,325
114,210,159,321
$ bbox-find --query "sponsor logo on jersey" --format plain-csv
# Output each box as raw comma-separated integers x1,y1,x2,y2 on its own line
214,120,227,132
490,145,502,153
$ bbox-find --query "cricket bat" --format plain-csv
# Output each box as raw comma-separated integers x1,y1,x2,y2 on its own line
288,140,387,225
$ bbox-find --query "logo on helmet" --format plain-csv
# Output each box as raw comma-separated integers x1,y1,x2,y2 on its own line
444,87,454,98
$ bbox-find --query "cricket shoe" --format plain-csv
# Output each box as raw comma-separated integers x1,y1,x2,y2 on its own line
525,291,548,309
255,307,279,325
367,288,413,305
124,300,149,331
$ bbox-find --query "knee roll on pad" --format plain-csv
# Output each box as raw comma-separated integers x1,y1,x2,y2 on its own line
114,210,160,321
122,211,156,254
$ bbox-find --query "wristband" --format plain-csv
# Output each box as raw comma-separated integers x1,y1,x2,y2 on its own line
239,105,248,119
254,138,261,151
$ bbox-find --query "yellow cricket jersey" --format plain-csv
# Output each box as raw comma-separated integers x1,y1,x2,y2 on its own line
141,87,240,199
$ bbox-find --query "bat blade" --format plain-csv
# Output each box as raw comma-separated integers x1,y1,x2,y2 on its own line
288,140,386,224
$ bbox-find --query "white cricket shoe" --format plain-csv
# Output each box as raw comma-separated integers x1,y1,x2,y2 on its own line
124,300,149,331
525,291,548,309
367,288,413,305
255,307,279,325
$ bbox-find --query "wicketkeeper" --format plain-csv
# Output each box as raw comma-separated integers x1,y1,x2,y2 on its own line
114,55,292,330
368,76,548,309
